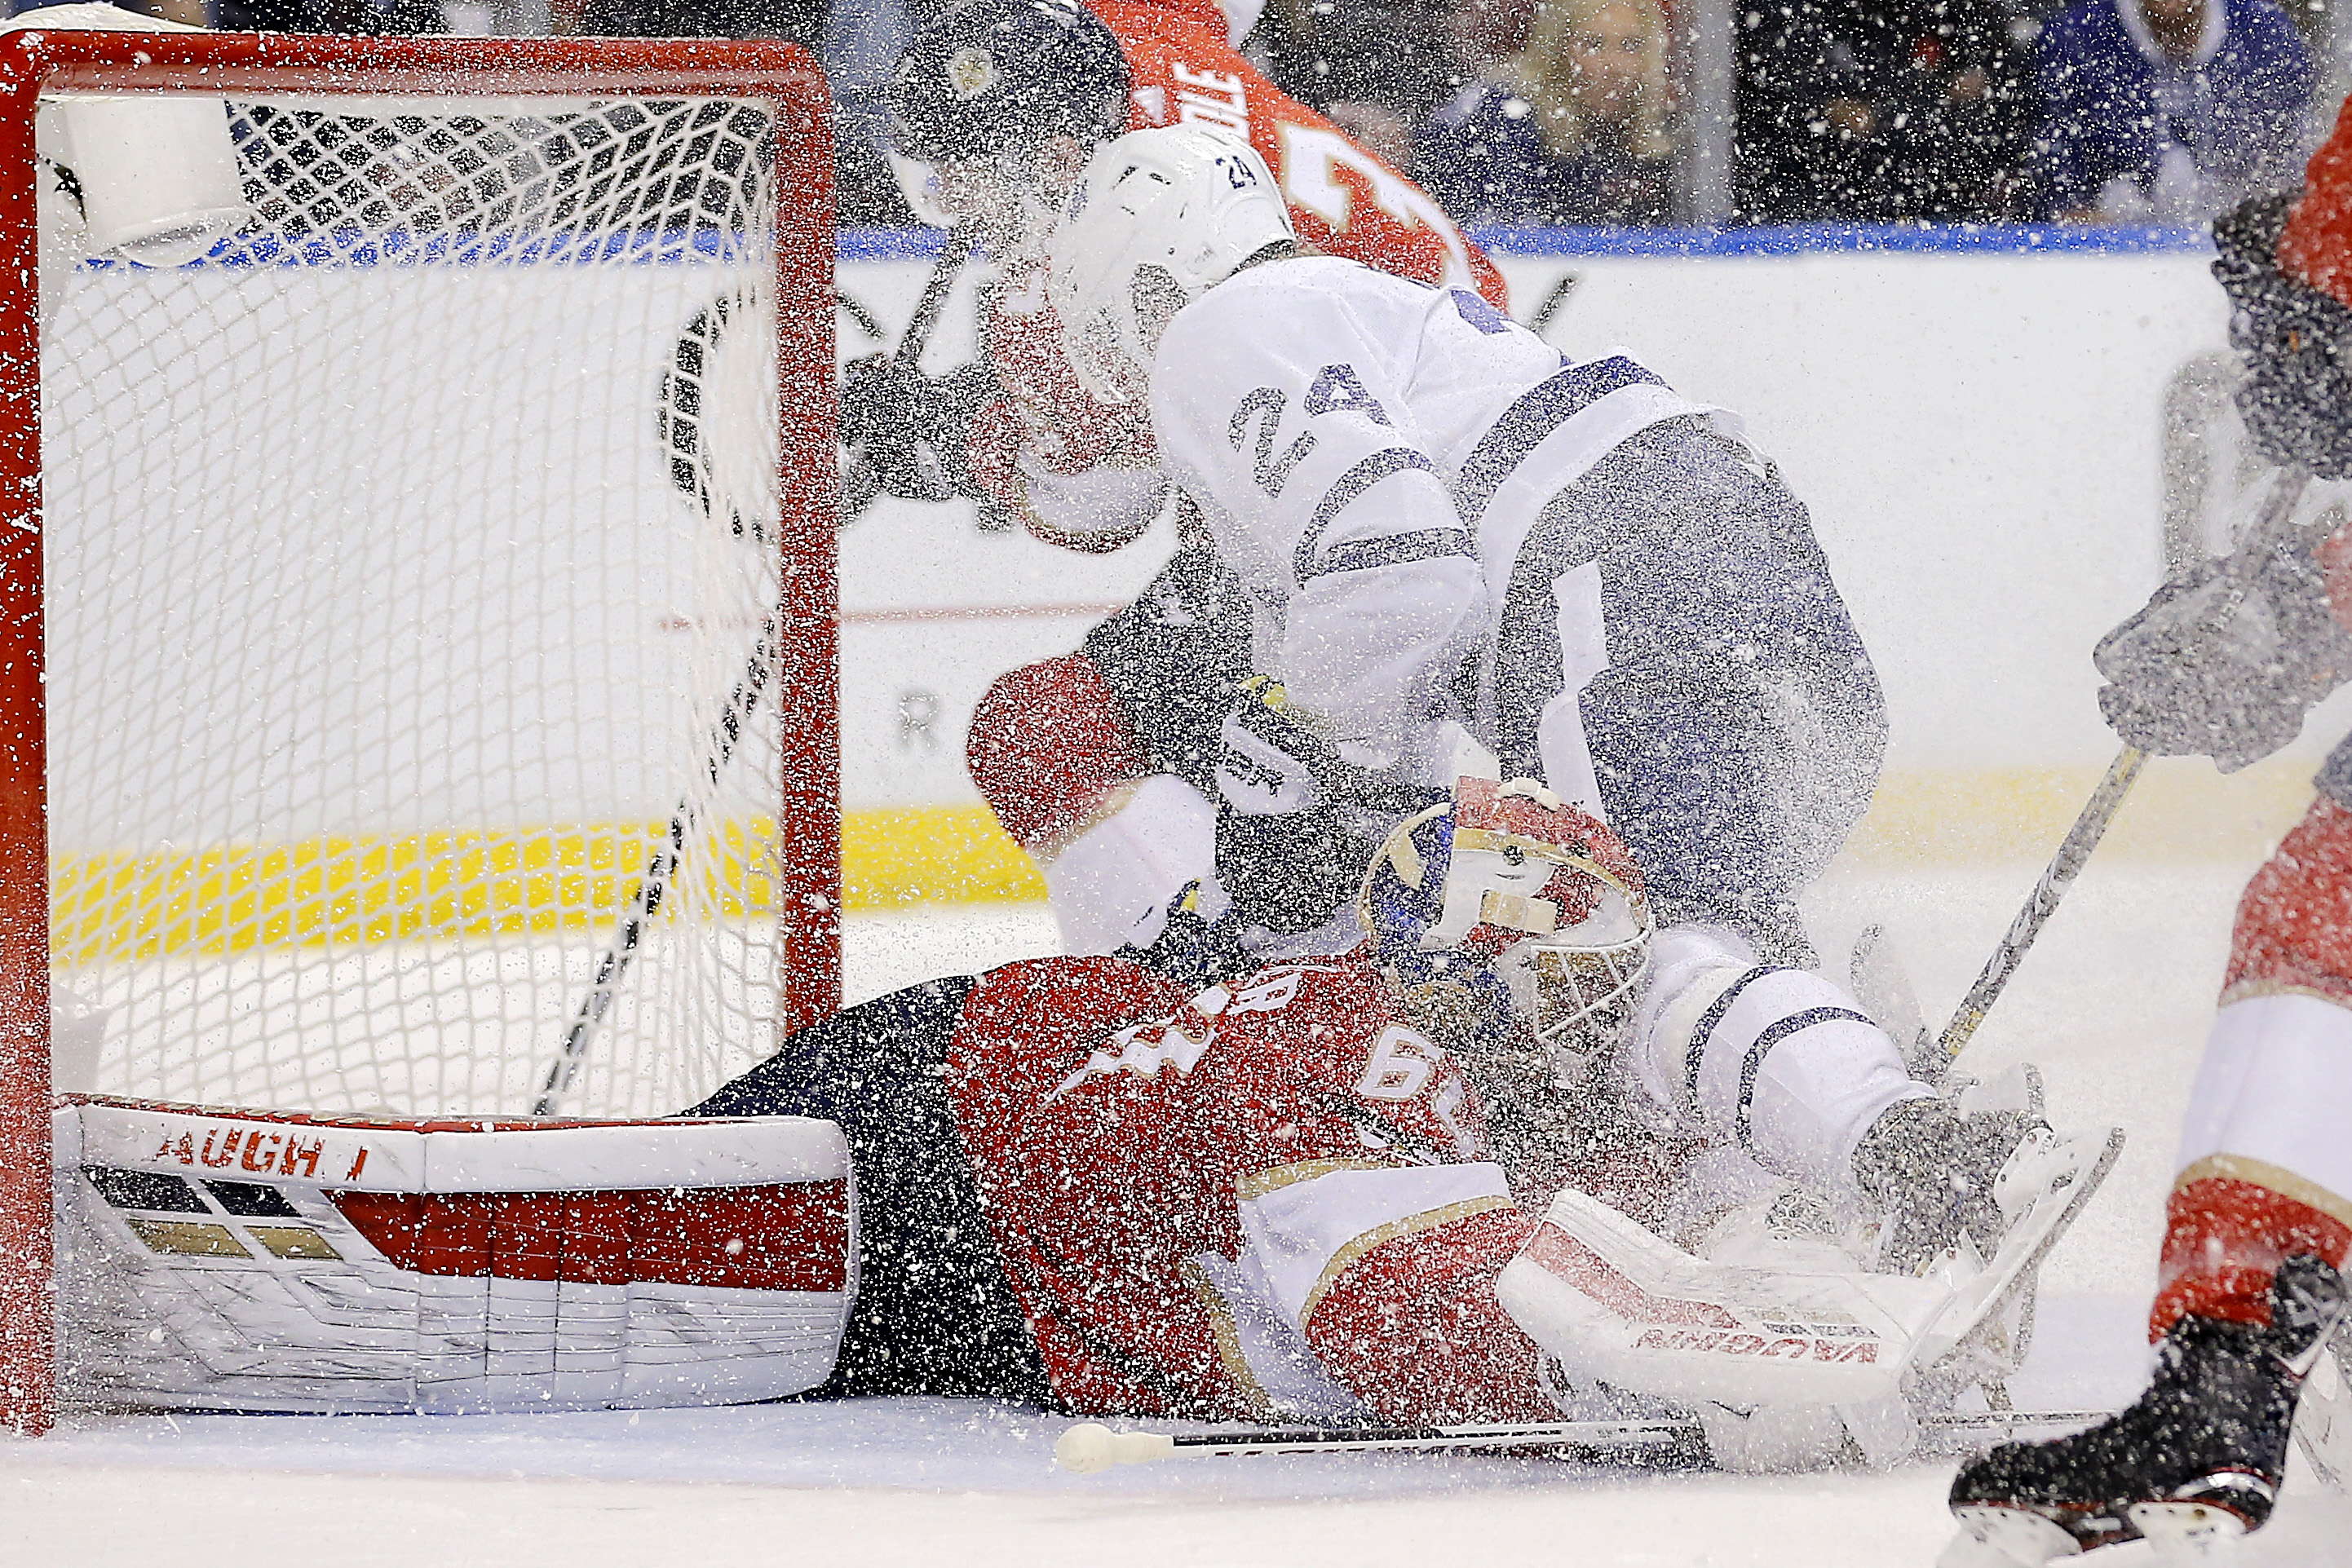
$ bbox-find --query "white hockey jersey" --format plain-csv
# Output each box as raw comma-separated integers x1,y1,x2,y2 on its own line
1147,255,1717,784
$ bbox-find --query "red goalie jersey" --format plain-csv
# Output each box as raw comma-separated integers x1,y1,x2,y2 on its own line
970,0,1510,549
939,954,1557,1424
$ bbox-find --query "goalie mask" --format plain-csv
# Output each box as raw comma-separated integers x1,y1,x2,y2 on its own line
1359,777,1653,1065
1047,126,1296,404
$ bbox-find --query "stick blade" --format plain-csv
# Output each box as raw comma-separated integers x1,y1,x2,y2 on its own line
1850,924,1935,1077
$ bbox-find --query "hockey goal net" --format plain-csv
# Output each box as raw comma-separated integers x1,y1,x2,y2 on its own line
0,29,839,1430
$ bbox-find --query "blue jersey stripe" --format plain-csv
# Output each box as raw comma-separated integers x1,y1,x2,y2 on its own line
1293,448,1442,588
1735,1007,1876,1151
1303,528,1475,582
1456,357,1665,523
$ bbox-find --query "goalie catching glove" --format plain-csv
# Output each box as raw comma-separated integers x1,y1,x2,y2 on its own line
2093,522,2352,772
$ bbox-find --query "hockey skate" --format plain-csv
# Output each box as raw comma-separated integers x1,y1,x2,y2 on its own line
1942,1253,2349,1566
2291,1314,2352,1490
1850,1084,2124,1408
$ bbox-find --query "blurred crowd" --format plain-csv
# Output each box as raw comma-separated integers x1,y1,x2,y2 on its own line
50,0,2338,226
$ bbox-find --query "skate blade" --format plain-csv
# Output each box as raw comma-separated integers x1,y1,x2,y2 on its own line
1943,1505,2083,1564
1921,1126,2125,1373
2126,1501,2248,1561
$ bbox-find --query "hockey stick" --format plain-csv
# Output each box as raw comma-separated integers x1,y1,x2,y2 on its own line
1931,744,2148,1069
539,229,977,1111
838,224,976,525
1933,466,2314,1071
533,614,778,1116
533,278,796,1115
1054,1408,2114,1473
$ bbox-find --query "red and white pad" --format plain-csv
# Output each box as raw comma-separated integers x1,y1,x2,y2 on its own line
1496,1186,1943,1413
52,1098,852,1414
1498,1121,2121,1468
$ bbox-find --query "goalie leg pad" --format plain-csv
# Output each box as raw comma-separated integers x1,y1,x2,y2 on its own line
55,1098,854,1413
1494,1186,1947,1414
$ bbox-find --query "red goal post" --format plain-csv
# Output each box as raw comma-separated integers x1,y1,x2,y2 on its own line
0,29,842,1434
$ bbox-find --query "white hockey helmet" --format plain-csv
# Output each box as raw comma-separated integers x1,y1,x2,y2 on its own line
1047,126,1296,404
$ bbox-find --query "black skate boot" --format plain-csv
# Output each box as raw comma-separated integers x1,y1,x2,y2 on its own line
1943,1252,2350,1565
1851,1095,2035,1275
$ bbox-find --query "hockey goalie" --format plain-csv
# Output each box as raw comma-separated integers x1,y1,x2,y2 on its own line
689,771,2119,1469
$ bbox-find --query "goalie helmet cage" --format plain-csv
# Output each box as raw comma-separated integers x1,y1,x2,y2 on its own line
0,31,843,1434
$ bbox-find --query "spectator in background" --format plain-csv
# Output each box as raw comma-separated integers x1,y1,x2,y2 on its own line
2036,0,2313,223
1443,0,1535,77
1255,0,1463,167
1736,0,2031,221
1417,0,1680,225
214,0,444,29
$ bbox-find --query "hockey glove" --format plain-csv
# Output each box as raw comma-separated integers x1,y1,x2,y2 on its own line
838,355,994,504
1212,680,1438,935
2216,192,2352,479
1112,878,1259,987
2093,529,2352,771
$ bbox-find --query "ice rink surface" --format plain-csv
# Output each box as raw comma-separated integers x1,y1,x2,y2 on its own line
14,858,2352,1566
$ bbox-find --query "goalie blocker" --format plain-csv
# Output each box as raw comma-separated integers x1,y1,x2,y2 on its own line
51,1100,853,1413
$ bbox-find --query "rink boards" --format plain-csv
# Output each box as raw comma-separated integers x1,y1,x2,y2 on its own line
47,228,2345,951
833,227,2350,896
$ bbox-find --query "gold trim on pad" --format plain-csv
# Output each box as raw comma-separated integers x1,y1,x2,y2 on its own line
1236,1159,1397,1201
1178,1257,1276,1421
2216,979,2352,1010
1299,1195,1514,1324
127,1219,251,1258
245,1226,342,1261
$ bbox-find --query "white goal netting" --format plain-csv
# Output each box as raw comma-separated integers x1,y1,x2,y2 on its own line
42,91,794,1119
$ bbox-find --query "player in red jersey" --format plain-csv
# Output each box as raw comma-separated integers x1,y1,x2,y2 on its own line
1943,102,2352,1568
692,775,2115,1451
839,0,1513,961
859,0,1508,545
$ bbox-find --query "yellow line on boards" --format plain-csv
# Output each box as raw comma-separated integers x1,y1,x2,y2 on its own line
1842,757,2320,865
47,807,1045,962
45,757,2330,961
